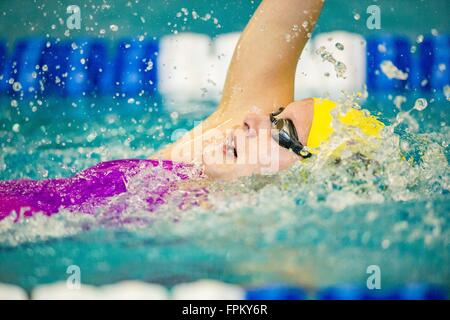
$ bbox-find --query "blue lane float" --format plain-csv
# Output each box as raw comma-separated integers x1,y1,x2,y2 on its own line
0,41,7,93
420,35,450,91
366,35,411,92
39,39,110,97
2,38,45,97
389,283,447,300
316,283,365,300
39,40,71,96
316,283,448,300
245,284,307,300
65,39,109,97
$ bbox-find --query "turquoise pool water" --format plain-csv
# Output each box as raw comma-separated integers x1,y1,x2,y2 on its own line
0,92,449,292
0,0,449,295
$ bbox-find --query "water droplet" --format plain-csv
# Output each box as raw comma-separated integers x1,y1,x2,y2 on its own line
335,42,344,51
443,85,450,101
12,82,22,92
170,111,179,120
12,123,20,132
381,239,391,249
380,60,408,80
416,34,424,44
86,132,97,142
414,98,428,111
315,46,347,78
393,95,406,110
377,44,387,53
145,60,153,72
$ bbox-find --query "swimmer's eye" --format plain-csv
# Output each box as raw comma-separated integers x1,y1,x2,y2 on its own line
233,135,238,158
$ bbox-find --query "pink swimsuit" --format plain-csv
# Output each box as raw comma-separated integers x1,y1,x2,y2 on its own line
0,159,206,224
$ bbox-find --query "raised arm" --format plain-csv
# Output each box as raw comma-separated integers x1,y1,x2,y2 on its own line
219,0,324,114
153,0,324,162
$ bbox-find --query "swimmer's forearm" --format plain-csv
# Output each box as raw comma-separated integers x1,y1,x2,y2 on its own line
220,0,324,112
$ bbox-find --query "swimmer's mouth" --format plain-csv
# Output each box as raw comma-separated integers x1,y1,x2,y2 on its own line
223,134,237,158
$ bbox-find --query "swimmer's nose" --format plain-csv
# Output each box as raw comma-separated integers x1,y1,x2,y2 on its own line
243,113,265,137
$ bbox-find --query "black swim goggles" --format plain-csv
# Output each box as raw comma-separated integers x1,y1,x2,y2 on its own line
270,107,312,159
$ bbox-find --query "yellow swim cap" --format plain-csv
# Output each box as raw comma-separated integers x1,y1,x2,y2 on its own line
307,98,384,150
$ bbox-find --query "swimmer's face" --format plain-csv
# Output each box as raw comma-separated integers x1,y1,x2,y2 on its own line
202,100,314,180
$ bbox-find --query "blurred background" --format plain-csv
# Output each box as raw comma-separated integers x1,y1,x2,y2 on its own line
0,0,449,43
0,0,449,299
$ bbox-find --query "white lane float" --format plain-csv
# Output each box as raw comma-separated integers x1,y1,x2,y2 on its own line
31,281,169,300
158,33,212,103
171,279,245,300
0,283,28,300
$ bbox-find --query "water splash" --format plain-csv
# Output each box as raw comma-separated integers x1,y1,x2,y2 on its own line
0,94,448,288
380,60,408,80
315,46,347,78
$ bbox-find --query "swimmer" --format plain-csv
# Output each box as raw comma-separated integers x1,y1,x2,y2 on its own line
153,0,384,179
0,0,385,219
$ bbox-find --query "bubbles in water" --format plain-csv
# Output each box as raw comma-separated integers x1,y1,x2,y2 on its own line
413,98,428,111
110,24,118,32
353,13,361,20
10,99,18,107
